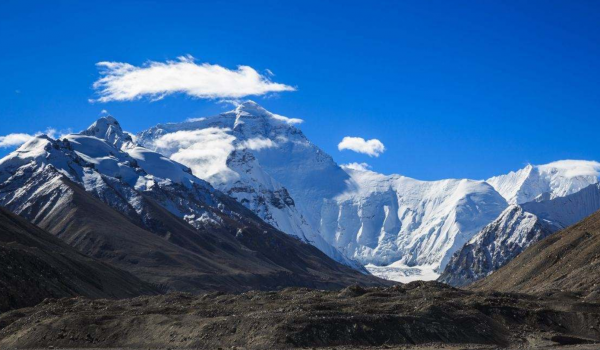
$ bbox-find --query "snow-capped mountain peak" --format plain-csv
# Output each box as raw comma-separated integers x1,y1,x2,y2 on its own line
233,100,303,127
487,160,600,204
81,115,133,149
234,100,269,119
137,103,509,279
136,103,362,269
3,104,599,284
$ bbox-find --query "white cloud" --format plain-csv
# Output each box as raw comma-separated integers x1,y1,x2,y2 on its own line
147,127,237,182
538,160,600,178
92,55,296,103
185,117,206,123
271,113,303,125
338,136,385,157
341,162,372,172
0,133,35,148
238,137,277,151
0,128,61,148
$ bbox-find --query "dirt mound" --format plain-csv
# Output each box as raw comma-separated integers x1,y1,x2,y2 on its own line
1,282,599,349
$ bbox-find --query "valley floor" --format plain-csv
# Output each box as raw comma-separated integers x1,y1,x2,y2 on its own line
1,281,599,349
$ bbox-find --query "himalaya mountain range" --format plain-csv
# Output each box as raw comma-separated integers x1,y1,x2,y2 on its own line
1,101,599,290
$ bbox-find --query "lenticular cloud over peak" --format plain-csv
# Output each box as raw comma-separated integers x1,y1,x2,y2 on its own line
92,55,296,103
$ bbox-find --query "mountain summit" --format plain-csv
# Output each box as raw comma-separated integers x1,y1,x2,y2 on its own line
82,115,134,148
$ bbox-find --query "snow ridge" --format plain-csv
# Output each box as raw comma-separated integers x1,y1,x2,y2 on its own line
487,161,600,204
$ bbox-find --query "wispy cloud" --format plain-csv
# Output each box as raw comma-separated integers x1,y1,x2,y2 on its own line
341,162,372,172
144,127,238,182
0,128,63,148
92,55,296,103
338,136,385,157
0,133,36,148
237,137,277,151
538,160,600,178
271,113,303,125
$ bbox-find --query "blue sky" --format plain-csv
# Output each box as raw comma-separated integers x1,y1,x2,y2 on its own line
1,0,599,180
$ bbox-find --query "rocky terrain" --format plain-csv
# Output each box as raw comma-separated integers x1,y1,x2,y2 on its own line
0,282,599,349
438,205,558,287
472,208,600,299
440,184,600,287
0,206,158,313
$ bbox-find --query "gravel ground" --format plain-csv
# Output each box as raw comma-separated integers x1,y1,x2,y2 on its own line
1,282,599,349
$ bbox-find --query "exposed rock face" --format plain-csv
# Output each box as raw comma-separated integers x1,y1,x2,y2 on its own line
472,208,600,299
439,205,558,287
440,183,600,287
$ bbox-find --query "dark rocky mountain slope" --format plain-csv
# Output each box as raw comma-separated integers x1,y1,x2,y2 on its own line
1,166,383,293
439,205,558,287
0,206,158,313
472,209,600,299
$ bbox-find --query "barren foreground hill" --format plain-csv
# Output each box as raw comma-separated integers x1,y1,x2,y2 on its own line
1,282,599,349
